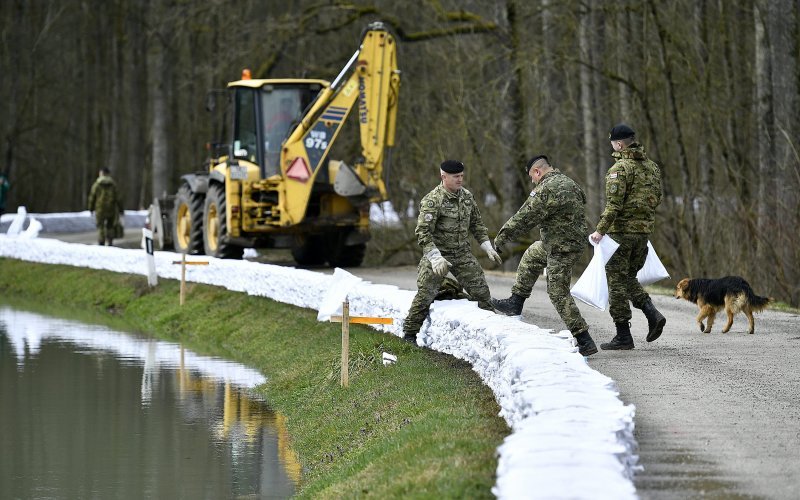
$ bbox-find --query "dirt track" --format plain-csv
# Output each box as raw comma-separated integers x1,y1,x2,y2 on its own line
39,232,800,498
353,266,800,500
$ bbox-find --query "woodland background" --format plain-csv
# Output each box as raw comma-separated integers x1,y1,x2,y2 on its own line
1,0,799,306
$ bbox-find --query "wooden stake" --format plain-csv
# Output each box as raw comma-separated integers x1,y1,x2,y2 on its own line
341,299,350,387
180,253,186,305
329,304,393,388
330,315,393,324
171,255,209,306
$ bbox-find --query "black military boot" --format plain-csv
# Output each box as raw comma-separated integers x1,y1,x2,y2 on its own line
640,300,666,342
600,322,635,350
401,331,418,344
491,293,525,316
574,331,598,356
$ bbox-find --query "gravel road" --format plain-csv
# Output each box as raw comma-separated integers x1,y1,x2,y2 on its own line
37,230,800,499
352,265,800,500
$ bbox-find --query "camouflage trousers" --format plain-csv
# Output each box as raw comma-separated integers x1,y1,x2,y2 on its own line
403,247,492,335
606,232,650,323
511,241,588,336
95,210,117,243
511,241,546,298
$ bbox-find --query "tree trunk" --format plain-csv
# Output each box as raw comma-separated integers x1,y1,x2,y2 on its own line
579,1,599,222
150,50,169,201
753,1,773,262
500,0,528,271
649,0,696,274
766,0,798,301
149,2,170,201
126,5,148,208
616,5,632,121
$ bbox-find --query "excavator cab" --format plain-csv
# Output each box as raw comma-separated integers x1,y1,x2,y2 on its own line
230,81,325,179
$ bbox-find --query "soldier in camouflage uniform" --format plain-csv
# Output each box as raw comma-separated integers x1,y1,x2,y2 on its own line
402,160,503,343
590,124,666,349
88,167,124,246
493,155,597,356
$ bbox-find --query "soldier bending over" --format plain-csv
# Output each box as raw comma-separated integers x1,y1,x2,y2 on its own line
493,155,597,356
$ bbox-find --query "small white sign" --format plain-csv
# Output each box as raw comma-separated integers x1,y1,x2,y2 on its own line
230,165,248,180
382,352,397,366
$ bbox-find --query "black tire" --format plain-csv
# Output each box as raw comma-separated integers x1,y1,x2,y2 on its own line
203,183,244,259
291,235,327,266
147,203,172,250
172,184,205,254
327,237,366,268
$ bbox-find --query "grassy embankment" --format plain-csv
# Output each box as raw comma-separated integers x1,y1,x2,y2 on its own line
0,258,508,498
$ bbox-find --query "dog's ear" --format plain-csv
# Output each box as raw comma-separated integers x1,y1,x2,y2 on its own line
675,278,689,297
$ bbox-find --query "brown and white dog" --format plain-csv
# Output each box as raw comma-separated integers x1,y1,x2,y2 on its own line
674,276,771,334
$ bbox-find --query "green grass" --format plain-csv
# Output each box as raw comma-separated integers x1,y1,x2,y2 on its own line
0,258,508,498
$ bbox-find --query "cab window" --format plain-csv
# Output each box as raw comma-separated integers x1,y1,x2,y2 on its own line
233,89,258,163
261,88,305,176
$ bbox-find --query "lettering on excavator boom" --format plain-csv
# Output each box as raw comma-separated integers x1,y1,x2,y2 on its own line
305,130,329,150
358,76,368,124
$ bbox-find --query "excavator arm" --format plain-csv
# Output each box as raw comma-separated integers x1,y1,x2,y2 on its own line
280,22,400,225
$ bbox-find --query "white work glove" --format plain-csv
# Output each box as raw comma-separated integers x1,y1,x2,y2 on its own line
425,248,451,277
480,240,503,265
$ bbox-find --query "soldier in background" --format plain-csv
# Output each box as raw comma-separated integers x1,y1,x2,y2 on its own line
402,160,502,343
492,155,597,356
88,167,124,246
590,123,665,349
0,172,10,215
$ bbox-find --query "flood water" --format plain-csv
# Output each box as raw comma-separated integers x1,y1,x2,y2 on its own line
0,306,299,499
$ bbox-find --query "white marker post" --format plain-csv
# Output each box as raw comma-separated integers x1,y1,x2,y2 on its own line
143,228,158,287
172,254,209,305
329,298,393,387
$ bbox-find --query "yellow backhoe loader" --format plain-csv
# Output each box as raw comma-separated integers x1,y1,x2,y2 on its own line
150,22,399,267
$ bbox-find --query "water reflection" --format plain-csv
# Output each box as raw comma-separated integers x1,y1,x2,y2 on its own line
0,306,299,499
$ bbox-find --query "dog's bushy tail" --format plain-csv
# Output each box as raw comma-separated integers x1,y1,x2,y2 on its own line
746,288,772,311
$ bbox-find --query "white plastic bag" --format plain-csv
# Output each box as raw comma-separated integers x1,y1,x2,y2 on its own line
570,236,619,311
637,240,670,285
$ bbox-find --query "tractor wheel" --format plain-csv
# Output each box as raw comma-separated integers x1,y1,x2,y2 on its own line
172,184,204,254
203,183,244,259
327,234,366,268
291,235,327,266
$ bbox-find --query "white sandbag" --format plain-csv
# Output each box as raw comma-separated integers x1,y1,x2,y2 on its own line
637,240,670,285
316,267,363,321
6,206,27,236
19,218,42,239
570,236,619,311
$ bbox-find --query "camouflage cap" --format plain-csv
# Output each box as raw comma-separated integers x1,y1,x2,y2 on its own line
440,160,464,173
609,123,635,140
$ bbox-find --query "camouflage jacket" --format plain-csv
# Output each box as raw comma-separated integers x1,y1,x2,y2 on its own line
88,175,123,216
496,169,588,254
596,143,662,234
415,184,489,254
